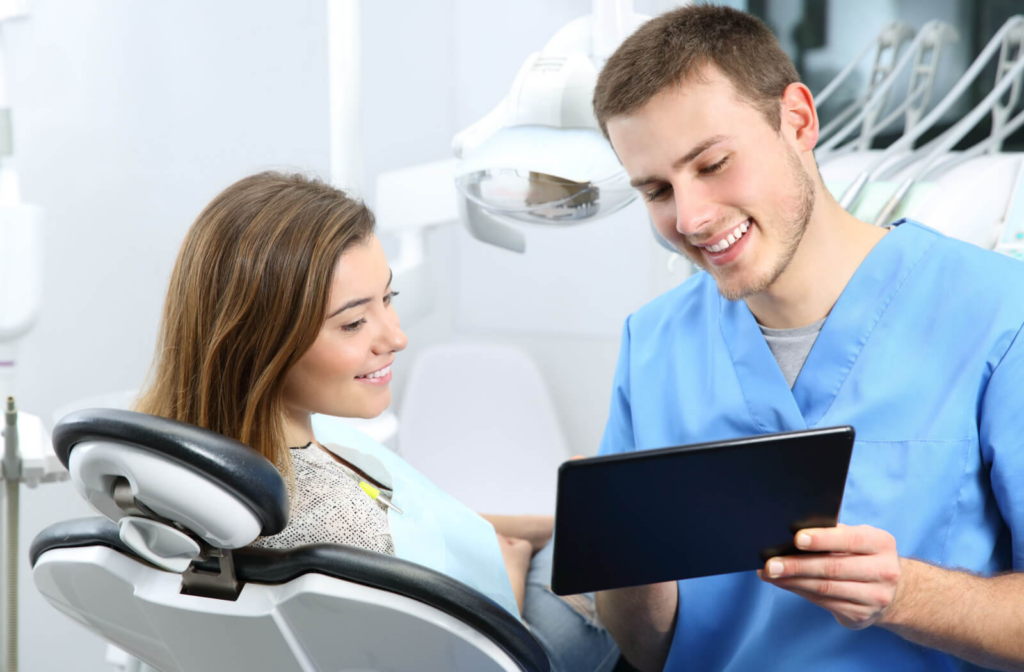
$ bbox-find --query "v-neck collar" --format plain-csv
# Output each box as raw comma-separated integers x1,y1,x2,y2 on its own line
719,220,939,431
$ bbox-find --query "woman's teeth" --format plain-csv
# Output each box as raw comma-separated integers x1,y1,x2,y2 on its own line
357,365,391,380
707,220,750,253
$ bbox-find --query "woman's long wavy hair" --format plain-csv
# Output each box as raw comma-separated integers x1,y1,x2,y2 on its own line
135,171,375,481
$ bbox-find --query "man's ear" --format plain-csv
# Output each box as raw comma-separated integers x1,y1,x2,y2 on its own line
781,82,819,152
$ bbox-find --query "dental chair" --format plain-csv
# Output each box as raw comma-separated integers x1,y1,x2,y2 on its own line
30,408,549,672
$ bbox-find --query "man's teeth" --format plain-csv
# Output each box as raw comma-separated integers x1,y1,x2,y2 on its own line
707,220,750,253
358,365,391,380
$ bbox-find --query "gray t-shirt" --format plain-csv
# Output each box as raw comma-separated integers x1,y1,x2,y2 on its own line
758,317,826,388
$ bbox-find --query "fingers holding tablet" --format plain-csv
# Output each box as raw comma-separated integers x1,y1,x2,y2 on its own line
758,524,904,630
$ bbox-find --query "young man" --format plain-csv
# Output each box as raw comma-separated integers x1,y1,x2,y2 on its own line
592,6,1024,672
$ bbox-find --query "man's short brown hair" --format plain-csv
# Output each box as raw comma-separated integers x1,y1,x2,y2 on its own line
593,4,800,137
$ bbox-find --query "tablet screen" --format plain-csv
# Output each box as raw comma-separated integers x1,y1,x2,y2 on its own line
551,426,854,595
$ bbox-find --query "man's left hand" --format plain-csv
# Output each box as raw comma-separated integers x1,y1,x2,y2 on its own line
757,523,906,630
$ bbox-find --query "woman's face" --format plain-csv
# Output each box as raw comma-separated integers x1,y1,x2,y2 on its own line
282,234,407,420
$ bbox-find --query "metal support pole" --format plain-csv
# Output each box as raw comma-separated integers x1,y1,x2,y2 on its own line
3,397,20,672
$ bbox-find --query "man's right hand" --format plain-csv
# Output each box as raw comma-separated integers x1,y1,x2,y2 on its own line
595,581,679,672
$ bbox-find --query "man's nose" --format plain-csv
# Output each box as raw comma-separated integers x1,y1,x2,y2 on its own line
675,185,717,237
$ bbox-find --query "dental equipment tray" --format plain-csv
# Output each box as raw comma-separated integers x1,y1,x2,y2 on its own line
551,426,855,595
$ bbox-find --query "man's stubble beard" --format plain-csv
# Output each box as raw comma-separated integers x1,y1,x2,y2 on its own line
715,147,816,302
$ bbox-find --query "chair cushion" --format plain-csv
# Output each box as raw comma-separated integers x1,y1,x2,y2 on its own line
31,518,550,672
53,409,289,535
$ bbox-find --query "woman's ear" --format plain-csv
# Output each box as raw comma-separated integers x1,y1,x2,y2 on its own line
781,82,819,152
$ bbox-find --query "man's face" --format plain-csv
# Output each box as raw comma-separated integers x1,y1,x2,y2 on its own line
607,69,816,301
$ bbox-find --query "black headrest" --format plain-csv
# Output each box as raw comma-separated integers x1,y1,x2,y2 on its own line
53,408,289,536
31,518,550,672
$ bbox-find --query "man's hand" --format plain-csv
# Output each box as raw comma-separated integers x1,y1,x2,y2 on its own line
757,523,905,629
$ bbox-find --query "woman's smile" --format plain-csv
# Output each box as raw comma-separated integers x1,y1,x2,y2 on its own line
355,363,393,385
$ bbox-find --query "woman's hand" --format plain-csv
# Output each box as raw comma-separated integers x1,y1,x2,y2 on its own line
498,533,533,569
481,515,554,553
498,533,533,614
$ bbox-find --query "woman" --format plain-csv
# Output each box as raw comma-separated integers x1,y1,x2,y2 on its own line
136,171,619,672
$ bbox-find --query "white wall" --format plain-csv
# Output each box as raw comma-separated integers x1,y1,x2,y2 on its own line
363,0,691,460
10,1,330,669
7,0,699,669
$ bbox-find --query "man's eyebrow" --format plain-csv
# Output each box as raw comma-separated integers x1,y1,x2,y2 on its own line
674,135,732,169
327,270,394,319
629,134,733,188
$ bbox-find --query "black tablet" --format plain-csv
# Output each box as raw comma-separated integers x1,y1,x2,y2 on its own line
551,426,855,596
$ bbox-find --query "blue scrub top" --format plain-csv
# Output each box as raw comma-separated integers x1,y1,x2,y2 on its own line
599,221,1024,671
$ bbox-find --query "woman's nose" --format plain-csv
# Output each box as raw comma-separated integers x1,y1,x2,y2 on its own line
381,309,407,353
389,324,408,353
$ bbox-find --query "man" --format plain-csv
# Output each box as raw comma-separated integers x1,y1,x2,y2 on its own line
592,5,1024,672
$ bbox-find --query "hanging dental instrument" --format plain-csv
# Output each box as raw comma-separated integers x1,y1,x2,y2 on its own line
860,17,1024,228
817,21,958,166
815,22,916,150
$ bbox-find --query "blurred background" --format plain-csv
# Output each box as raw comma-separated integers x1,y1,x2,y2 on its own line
4,0,1023,669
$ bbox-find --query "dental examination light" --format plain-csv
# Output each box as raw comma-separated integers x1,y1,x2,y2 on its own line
452,0,648,253
0,5,69,672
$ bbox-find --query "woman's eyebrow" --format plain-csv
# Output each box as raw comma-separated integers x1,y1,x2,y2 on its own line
327,270,393,319
327,297,369,319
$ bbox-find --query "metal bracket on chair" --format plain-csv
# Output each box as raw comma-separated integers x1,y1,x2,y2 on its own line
181,547,243,601
112,476,200,536
112,477,155,519
111,476,245,600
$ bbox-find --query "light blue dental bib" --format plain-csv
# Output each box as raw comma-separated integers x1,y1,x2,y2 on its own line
311,414,520,619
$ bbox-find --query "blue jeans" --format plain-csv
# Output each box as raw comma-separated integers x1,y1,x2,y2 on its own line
523,540,620,672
